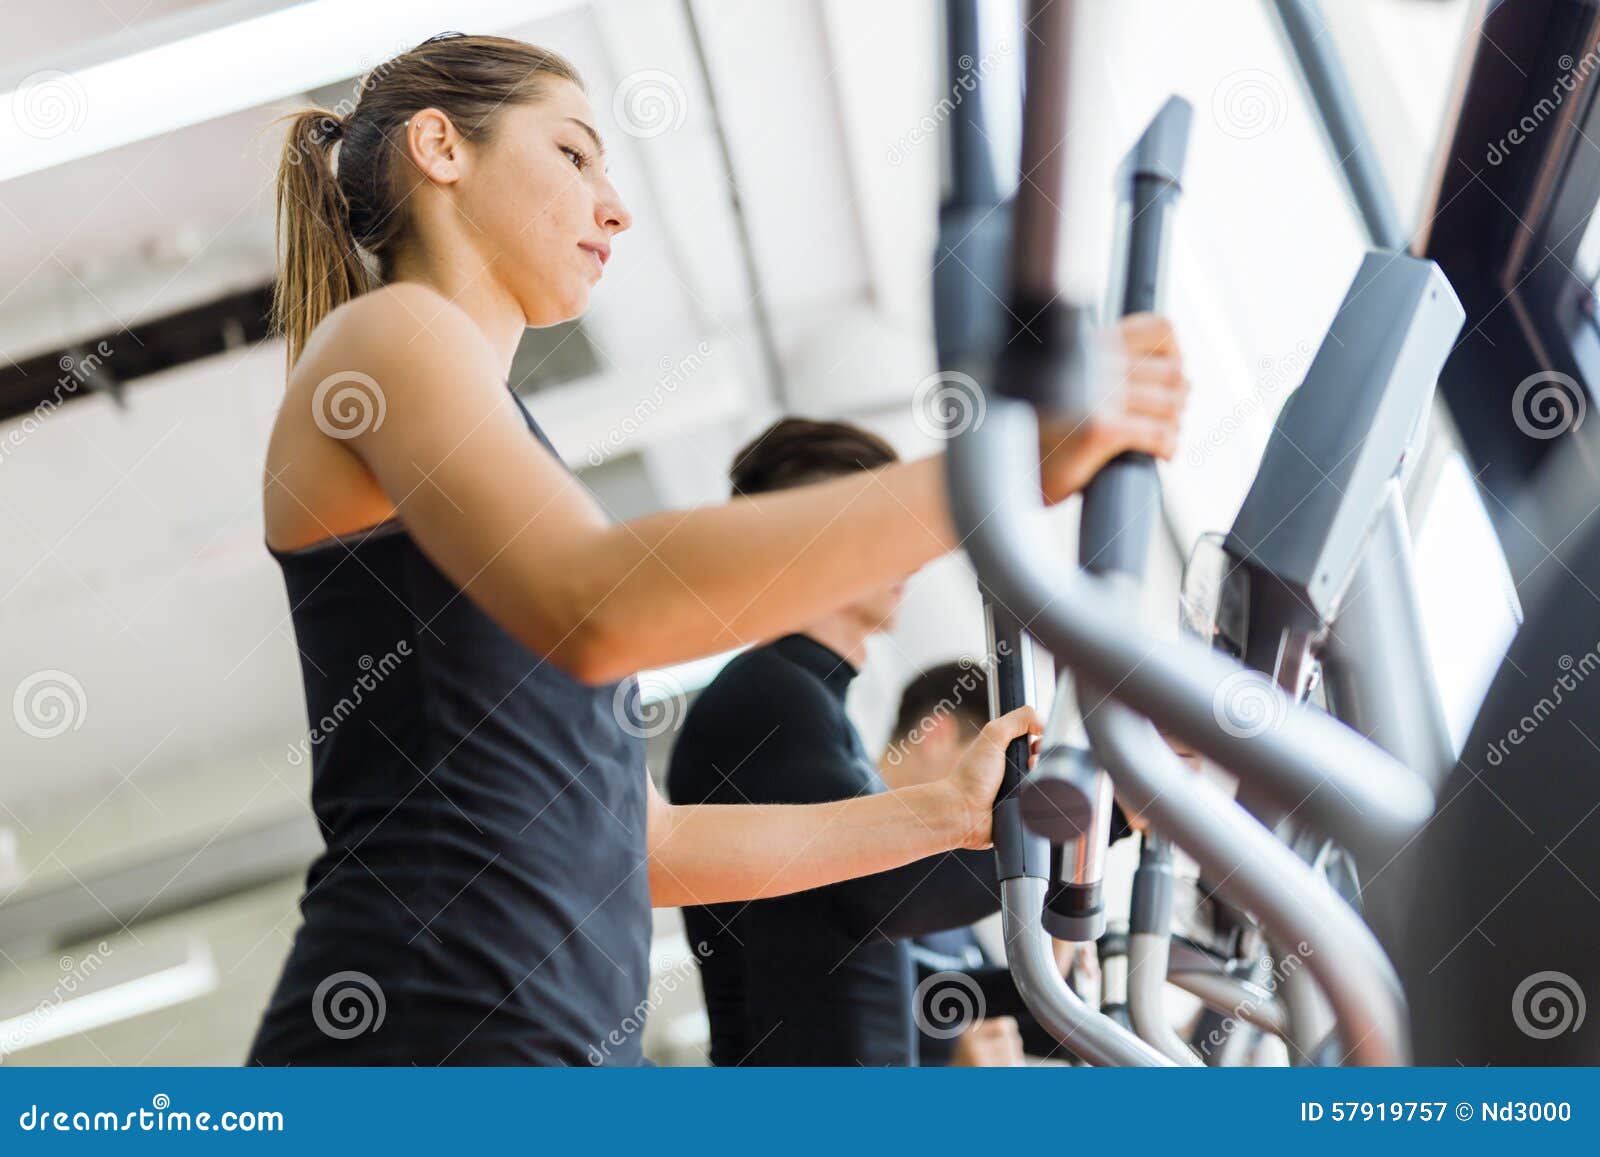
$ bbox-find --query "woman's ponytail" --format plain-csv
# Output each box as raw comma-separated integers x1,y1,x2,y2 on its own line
272,109,372,368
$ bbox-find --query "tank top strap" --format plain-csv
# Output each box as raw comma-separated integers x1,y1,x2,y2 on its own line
506,382,566,467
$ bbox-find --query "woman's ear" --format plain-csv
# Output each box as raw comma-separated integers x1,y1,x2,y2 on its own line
406,107,465,185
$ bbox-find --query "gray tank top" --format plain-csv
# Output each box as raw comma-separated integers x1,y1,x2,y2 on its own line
249,389,650,1066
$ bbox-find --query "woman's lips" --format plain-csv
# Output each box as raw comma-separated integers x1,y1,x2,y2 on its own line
579,243,609,274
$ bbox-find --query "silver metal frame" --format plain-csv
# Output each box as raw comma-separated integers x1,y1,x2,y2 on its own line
949,406,1435,866
1128,929,1202,1065
948,408,1425,1064
1001,877,1173,1066
1321,481,1457,788
939,0,1434,1067
1167,971,1288,1037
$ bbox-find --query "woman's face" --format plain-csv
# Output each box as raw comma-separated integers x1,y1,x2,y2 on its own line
455,79,632,327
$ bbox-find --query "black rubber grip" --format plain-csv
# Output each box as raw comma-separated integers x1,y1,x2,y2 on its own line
988,600,1047,881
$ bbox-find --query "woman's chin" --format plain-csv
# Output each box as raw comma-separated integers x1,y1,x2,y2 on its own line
524,289,589,328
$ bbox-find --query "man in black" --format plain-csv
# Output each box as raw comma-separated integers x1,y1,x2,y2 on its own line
668,419,1067,1066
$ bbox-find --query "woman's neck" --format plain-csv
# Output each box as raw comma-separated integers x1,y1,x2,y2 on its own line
388,247,527,371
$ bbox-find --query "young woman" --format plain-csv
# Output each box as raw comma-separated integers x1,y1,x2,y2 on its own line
251,33,1189,1066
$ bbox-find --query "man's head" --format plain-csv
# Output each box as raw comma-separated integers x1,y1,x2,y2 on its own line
880,660,990,788
730,418,908,637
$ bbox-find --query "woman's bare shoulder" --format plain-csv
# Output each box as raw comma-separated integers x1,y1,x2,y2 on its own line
264,285,510,550
290,283,501,397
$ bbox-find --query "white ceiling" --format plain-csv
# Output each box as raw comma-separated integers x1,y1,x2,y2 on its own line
0,0,215,69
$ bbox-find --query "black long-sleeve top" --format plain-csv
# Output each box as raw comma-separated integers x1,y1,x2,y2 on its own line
666,634,1005,1066
912,927,1067,1064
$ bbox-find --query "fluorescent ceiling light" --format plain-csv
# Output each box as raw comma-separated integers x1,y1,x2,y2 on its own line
0,939,218,1057
0,828,21,892
0,0,576,183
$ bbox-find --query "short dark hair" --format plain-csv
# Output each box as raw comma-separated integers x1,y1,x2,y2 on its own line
893,660,990,740
729,417,899,496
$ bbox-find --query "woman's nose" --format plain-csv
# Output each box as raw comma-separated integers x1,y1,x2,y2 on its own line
598,182,632,234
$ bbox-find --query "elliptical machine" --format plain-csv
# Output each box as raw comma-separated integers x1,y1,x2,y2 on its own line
934,0,1457,1066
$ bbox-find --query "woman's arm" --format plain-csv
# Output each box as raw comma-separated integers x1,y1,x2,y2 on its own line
646,707,1039,908
283,285,1186,682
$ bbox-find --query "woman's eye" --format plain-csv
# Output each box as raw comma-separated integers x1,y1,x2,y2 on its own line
561,145,588,170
